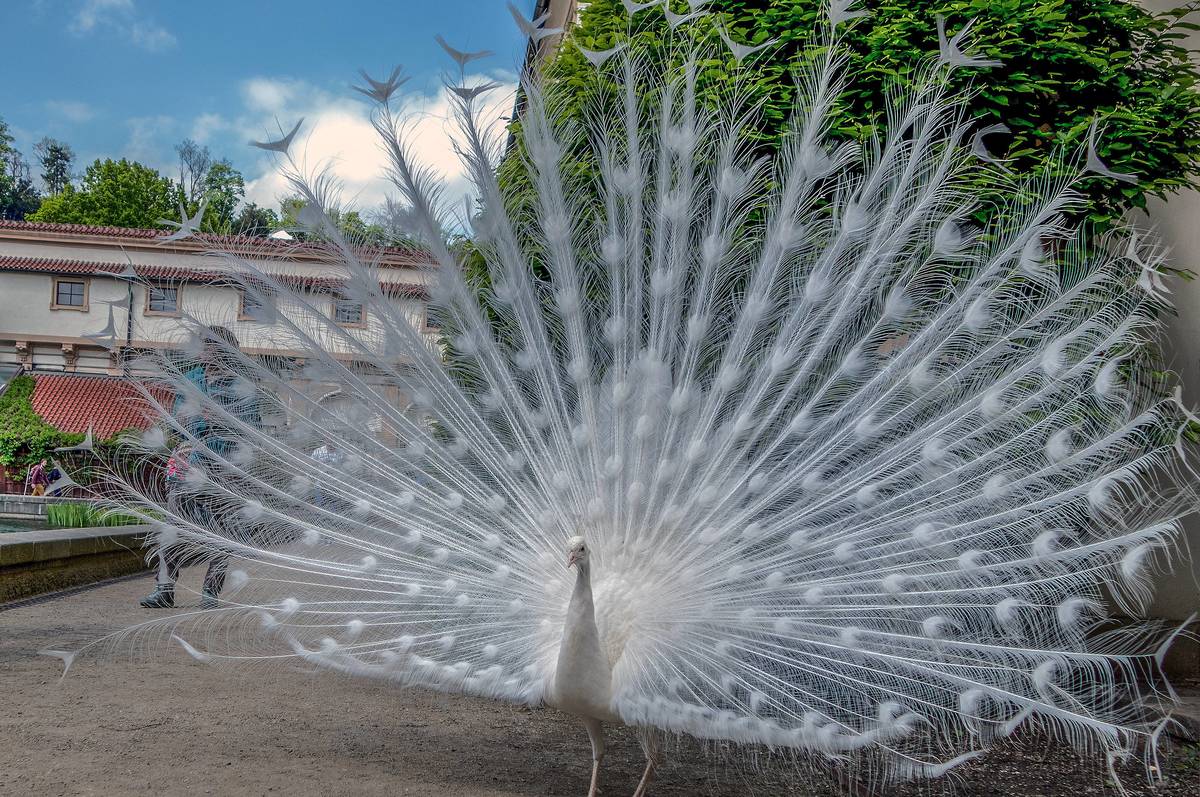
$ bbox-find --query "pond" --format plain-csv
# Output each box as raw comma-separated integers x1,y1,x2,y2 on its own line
0,517,61,533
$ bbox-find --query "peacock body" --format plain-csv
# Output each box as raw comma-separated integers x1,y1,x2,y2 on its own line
65,2,1198,792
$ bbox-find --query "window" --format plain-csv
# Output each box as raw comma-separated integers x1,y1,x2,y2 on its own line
334,295,365,326
239,285,278,321
145,284,180,315
51,277,89,310
240,289,264,320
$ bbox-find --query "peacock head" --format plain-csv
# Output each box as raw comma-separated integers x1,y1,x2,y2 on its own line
566,536,589,570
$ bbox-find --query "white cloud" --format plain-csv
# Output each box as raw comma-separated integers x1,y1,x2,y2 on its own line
125,114,178,172
45,100,95,123
70,0,131,32
129,20,177,52
241,78,303,116
238,73,517,222
70,0,176,52
190,113,227,144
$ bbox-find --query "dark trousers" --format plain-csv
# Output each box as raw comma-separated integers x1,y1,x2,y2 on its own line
157,489,230,596
157,546,229,595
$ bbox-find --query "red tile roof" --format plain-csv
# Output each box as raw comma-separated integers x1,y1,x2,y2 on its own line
0,219,165,239
0,219,432,267
30,372,173,438
0,255,430,298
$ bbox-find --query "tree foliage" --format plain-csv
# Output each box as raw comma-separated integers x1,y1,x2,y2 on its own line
232,202,281,237
201,160,246,233
34,137,74,196
0,117,41,220
278,195,395,245
28,158,177,229
175,138,214,206
534,0,1200,230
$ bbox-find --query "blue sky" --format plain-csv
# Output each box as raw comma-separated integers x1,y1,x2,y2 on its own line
1,0,534,212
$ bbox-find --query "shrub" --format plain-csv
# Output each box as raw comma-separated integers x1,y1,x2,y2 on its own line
0,376,83,469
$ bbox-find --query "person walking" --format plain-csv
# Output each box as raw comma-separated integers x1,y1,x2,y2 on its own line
309,437,345,512
27,459,49,496
141,326,261,610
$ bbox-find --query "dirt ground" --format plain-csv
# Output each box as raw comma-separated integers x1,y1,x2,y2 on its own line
1,572,1198,797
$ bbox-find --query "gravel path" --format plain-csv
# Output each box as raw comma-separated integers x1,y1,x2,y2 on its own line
2,572,1197,796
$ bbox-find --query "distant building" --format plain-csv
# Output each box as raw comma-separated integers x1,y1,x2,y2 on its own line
0,220,435,451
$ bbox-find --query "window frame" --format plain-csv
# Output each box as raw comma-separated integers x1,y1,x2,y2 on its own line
144,282,182,317
332,293,367,328
50,277,90,311
239,287,269,321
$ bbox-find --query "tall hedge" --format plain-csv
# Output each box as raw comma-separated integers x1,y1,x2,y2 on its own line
523,0,1200,230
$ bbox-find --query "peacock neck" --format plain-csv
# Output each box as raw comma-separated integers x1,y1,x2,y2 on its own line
552,557,615,720
572,560,593,597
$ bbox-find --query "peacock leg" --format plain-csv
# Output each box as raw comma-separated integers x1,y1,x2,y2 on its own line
631,727,661,797
584,717,605,797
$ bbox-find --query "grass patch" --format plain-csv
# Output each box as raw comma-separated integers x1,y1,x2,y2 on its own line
45,502,147,528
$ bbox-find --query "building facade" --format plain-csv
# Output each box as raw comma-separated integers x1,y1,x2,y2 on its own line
0,219,433,375
0,220,436,483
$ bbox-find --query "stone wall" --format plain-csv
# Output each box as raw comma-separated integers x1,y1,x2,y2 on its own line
0,525,151,603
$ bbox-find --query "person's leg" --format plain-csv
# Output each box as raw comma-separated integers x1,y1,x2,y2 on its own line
201,555,228,608
141,491,184,608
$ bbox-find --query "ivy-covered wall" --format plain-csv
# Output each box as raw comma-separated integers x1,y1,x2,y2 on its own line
0,376,84,471
539,0,1200,229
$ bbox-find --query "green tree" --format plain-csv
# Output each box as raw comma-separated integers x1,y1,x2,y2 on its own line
34,137,74,195
278,196,389,244
0,118,40,220
529,0,1200,230
174,138,213,205
201,160,246,233
28,158,177,229
232,202,280,237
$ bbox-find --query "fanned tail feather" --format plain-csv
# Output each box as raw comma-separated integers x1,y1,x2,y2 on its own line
66,5,1198,784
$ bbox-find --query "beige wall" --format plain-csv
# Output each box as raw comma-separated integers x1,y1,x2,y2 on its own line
1137,3,1200,672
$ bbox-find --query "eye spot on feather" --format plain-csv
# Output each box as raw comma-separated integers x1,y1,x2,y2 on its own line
740,522,764,541
226,569,249,593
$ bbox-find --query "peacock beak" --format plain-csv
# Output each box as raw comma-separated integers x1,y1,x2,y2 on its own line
567,551,579,569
